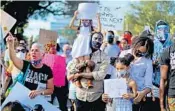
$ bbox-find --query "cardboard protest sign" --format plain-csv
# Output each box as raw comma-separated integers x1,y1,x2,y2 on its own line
97,4,125,30
104,78,127,98
42,54,66,86
0,9,17,38
1,82,59,111
78,3,98,19
38,29,58,53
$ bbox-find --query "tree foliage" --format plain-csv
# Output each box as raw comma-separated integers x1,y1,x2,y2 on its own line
125,1,175,35
1,1,95,35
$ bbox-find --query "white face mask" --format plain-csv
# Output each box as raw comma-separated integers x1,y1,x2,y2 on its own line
16,52,26,60
117,70,127,77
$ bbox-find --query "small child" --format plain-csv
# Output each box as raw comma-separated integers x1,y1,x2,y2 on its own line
69,10,101,88
102,54,137,111
70,60,95,88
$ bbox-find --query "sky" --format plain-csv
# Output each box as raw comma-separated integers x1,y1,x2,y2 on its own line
23,1,131,38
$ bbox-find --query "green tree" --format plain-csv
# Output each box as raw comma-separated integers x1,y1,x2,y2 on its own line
125,1,175,35
1,1,96,35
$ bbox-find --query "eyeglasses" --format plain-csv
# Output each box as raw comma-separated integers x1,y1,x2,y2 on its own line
19,43,26,46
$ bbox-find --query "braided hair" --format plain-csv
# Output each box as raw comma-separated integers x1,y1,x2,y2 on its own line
132,36,154,59
116,53,134,67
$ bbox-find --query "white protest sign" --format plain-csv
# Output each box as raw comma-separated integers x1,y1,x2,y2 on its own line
98,5,125,30
78,3,98,19
144,26,151,31
37,82,51,101
104,78,127,98
0,9,17,38
1,82,60,111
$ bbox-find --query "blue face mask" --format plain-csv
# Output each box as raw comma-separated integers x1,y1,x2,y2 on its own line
82,20,91,27
117,70,127,77
65,50,71,55
31,59,42,66
156,25,169,42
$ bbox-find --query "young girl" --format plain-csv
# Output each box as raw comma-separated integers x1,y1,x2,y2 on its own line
69,10,101,61
102,54,137,111
69,10,101,88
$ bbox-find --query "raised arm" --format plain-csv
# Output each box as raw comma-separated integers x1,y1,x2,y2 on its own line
69,10,78,31
6,33,24,70
94,13,101,33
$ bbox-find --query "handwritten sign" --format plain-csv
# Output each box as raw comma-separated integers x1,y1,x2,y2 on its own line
98,5,125,30
78,3,98,19
0,9,17,38
1,82,59,111
104,78,127,98
42,54,66,86
38,29,58,53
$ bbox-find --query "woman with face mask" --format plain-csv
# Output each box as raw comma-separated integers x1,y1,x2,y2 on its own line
16,46,27,60
6,33,54,101
102,53,137,111
5,45,27,83
129,37,154,111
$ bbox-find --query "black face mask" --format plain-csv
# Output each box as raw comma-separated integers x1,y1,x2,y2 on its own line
108,38,114,44
135,50,148,57
91,41,102,50
106,34,114,44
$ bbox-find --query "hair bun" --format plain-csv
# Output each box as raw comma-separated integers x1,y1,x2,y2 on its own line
124,53,134,64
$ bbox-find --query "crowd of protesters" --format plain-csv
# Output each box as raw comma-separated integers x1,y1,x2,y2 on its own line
1,10,175,111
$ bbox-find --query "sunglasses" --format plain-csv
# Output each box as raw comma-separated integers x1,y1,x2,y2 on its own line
16,49,26,53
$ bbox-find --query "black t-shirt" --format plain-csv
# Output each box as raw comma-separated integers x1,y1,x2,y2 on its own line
22,60,53,90
160,44,175,97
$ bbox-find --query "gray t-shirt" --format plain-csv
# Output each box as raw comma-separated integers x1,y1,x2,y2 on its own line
160,44,175,97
